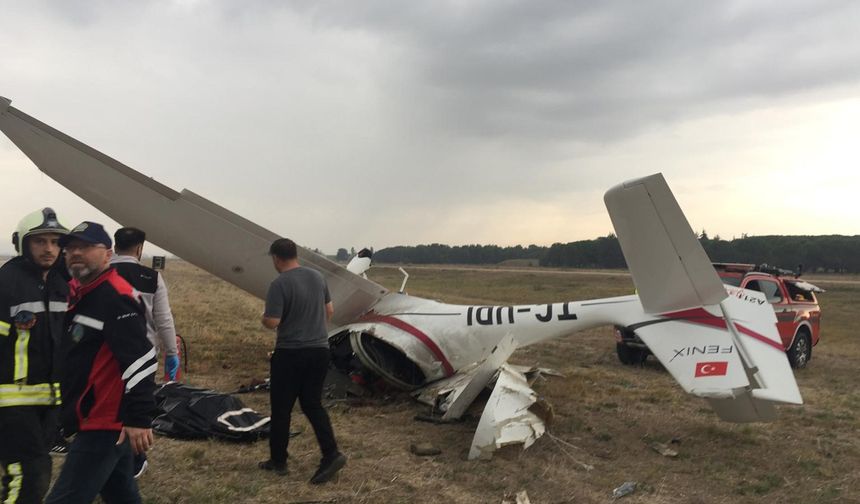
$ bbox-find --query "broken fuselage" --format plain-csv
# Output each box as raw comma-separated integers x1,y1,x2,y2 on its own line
330,291,644,390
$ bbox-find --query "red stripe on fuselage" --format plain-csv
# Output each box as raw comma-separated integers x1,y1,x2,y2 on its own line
360,315,455,377
660,308,784,351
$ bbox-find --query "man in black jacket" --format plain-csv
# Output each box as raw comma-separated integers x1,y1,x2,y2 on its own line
45,222,158,504
0,208,68,504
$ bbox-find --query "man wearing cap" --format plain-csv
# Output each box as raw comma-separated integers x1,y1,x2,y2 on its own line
0,208,68,504
45,222,158,504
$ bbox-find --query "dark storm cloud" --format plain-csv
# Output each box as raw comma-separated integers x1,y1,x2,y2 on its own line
290,0,860,141
3,1,859,252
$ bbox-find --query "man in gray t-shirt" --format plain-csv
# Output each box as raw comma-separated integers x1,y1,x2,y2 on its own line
265,267,331,350
258,238,345,484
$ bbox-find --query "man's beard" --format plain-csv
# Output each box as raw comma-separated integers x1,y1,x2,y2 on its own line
68,264,95,282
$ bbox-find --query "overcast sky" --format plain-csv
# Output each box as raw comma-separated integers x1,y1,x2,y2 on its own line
2,0,859,256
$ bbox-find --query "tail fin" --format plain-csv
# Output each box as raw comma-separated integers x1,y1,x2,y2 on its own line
604,173,726,313
605,174,802,422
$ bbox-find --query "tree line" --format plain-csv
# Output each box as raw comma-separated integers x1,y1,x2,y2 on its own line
371,234,860,273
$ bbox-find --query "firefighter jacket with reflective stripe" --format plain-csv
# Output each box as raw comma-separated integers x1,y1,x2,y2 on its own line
0,256,68,407
60,267,157,434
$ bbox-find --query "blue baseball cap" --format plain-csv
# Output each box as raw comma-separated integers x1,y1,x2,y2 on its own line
59,221,113,248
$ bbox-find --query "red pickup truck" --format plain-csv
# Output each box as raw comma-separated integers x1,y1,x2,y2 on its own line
616,263,825,368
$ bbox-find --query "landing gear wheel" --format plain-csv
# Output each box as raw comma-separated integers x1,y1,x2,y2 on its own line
787,331,811,369
616,343,648,366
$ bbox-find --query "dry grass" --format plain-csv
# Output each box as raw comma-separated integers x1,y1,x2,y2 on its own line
38,261,860,503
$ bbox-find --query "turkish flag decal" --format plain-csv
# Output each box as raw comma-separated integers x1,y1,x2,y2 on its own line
695,361,728,377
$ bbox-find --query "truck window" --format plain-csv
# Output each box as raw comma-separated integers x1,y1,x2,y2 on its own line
744,279,783,304
720,276,742,287
785,282,815,302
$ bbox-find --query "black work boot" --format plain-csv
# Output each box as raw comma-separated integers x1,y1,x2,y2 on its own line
258,459,288,476
310,452,346,484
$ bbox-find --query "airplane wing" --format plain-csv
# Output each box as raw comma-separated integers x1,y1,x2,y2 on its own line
0,97,387,326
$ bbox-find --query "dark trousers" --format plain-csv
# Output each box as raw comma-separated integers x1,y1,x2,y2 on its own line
0,406,56,504
269,348,338,465
45,431,140,504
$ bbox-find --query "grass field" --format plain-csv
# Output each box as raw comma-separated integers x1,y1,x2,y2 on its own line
39,261,860,503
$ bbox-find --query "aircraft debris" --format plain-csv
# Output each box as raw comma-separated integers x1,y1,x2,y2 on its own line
509,364,565,381
501,490,532,504
410,443,442,456
612,481,637,498
468,364,546,460
649,441,679,458
415,334,518,420
545,432,594,471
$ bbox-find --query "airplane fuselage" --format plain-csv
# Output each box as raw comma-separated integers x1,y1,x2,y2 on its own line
332,292,646,388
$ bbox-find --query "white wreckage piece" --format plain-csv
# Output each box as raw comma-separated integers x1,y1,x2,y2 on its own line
414,334,518,420
469,363,546,460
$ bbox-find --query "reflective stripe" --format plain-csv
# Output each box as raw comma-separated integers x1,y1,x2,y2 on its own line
121,348,156,380
0,320,9,336
49,301,69,312
5,462,22,504
9,301,45,316
13,329,29,382
126,362,157,392
72,314,104,330
7,301,65,317
0,383,61,407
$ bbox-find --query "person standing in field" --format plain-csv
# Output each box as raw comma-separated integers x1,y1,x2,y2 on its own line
111,226,180,480
258,238,346,484
46,222,157,504
111,227,180,381
0,208,69,504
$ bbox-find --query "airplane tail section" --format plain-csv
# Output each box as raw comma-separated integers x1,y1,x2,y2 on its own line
605,173,802,422
604,173,727,314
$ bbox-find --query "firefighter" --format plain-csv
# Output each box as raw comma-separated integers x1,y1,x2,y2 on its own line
0,208,69,504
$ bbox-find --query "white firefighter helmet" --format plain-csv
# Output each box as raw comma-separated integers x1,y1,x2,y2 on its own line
12,207,69,255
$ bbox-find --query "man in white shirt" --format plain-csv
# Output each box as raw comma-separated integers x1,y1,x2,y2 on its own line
111,227,180,381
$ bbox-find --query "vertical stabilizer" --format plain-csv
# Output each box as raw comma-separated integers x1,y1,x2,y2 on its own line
604,174,726,314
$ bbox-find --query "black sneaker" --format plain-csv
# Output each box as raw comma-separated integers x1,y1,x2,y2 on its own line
133,454,148,479
310,452,346,484
258,459,288,476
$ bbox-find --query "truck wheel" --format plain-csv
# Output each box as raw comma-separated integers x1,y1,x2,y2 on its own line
617,343,647,366
787,331,811,369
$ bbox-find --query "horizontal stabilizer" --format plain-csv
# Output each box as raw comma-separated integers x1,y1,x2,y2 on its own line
0,99,387,326
632,306,750,395
633,287,801,422
718,286,803,405
604,173,726,314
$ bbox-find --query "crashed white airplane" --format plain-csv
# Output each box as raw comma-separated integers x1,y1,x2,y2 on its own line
0,97,802,460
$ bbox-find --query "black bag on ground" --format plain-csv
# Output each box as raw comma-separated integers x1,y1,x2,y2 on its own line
152,382,270,442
